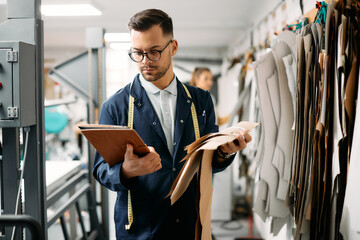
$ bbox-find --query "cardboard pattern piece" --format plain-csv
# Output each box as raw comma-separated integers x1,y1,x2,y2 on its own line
78,124,150,167
168,121,259,240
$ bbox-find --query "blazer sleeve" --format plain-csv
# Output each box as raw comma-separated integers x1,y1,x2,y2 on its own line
92,101,138,192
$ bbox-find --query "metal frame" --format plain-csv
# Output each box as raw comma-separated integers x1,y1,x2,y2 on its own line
48,45,108,239
0,0,46,239
0,215,43,240
0,1,106,239
45,165,104,240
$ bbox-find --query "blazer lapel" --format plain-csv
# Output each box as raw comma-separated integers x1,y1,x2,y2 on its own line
130,76,168,148
173,80,193,159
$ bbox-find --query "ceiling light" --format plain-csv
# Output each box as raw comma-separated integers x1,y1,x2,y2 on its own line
41,4,101,17
105,33,131,42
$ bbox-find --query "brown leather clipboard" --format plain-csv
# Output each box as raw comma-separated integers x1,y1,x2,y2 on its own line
79,124,149,166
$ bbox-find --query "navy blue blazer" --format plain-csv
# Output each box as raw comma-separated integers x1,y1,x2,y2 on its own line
92,74,234,239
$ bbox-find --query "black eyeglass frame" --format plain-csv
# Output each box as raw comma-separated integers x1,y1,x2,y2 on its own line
128,40,173,63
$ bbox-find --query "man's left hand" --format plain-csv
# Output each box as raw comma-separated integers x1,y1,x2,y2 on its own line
219,130,252,157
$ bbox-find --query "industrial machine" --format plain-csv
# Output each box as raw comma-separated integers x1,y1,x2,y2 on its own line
0,1,105,239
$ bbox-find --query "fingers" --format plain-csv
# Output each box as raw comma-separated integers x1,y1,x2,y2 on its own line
220,131,250,154
236,135,247,148
154,161,162,171
142,147,162,172
147,147,161,168
123,145,162,178
239,137,247,149
220,142,233,154
221,139,246,154
125,144,134,159
238,128,252,143
243,132,252,143
148,156,162,173
145,158,161,173
148,146,160,158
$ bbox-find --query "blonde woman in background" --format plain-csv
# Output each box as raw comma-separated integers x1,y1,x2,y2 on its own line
190,67,230,125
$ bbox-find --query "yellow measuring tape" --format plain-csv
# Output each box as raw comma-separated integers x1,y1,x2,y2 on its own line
181,83,200,140
127,95,134,129
125,93,134,230
125,81,199,230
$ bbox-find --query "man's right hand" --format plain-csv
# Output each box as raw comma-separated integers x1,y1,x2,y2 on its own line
121,144,162,179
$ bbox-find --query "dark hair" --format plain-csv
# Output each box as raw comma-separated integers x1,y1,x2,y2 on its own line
189,67,211,86
128,9,173,37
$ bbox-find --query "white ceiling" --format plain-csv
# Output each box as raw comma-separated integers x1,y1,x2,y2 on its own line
43,0,278,46
1,0,281,63
42,1,280,51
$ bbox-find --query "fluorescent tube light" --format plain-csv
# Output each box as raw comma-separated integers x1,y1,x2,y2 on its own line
41,4,101,16
105,33,131,42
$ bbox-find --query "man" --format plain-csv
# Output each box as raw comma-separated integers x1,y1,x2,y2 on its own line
92,9,252,239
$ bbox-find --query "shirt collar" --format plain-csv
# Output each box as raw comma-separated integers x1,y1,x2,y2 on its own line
139,73,177,96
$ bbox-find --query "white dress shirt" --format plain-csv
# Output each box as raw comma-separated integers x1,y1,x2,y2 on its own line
139,73,177,156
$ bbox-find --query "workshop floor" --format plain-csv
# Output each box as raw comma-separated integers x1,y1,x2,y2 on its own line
47,214,263,240
212,218,262,240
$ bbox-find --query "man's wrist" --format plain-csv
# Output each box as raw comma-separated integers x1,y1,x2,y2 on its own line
120,164,138,188
216,147,234,160
121,164,134,179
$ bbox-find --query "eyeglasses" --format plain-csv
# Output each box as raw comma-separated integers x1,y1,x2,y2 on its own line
128,40,173,63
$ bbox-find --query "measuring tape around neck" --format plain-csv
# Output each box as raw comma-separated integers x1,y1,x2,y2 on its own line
125,81,200,230
125,84,134,230
181,83,200,141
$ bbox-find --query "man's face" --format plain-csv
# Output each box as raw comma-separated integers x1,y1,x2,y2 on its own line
130,25,175,82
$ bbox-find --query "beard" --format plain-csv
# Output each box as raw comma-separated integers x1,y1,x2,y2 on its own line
140,56,171,82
